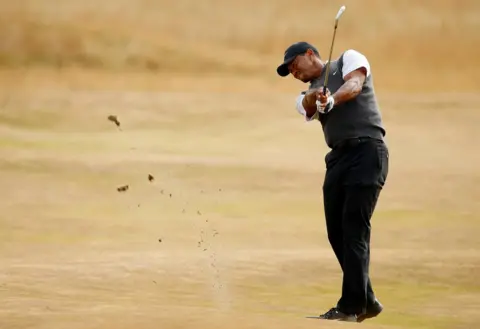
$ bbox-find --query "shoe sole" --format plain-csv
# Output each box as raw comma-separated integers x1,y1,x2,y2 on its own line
306,315,357,322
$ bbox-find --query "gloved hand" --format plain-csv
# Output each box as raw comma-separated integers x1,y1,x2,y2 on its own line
316,88,335,114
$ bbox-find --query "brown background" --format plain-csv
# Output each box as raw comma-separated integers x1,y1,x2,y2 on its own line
1,1,479,329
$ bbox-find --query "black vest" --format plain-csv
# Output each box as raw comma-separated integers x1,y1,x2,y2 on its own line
308,52,386,149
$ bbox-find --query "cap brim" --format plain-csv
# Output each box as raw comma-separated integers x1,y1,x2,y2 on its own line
276,56,295,77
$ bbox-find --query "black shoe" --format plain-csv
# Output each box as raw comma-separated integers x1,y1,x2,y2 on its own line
357,300,384,323
318,307,357,322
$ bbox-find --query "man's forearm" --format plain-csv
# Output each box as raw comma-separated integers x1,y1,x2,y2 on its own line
302,94,318,118
332,77,363,106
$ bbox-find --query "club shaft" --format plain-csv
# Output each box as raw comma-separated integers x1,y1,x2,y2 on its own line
322,5,346,95
323,26,338,94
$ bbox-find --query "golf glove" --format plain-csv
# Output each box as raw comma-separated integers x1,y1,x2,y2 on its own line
316,96,335,114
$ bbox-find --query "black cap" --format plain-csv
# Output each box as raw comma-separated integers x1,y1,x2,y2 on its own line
276,41,319,77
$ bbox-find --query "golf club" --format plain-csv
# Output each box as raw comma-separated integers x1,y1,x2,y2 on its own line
318,5,346,101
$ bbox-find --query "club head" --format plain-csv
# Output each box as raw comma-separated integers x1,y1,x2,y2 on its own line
335,5,346,21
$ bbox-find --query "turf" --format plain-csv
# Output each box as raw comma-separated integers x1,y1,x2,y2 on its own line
1,1,479,328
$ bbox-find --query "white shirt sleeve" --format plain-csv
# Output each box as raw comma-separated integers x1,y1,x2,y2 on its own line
295,93,318,121
341,49,371,79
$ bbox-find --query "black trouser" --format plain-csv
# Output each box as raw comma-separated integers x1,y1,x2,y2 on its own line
322,137,389,316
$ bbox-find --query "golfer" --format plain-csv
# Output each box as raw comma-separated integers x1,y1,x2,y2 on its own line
276,41,389,322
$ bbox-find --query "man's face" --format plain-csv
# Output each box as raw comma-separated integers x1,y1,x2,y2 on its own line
287,49,317,82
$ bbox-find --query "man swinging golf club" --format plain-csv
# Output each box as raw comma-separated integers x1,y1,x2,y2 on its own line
276,6,389,323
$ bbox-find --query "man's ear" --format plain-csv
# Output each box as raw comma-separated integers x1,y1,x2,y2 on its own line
305,49,316,62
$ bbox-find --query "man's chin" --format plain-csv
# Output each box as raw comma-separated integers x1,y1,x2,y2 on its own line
294,74,312,83
297,75,312,83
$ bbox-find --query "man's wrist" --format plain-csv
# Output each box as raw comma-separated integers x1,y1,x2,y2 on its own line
302,95,309,109
323,95,335,113
329,95,336,107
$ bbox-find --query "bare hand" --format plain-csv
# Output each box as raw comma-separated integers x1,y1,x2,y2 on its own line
304,89,319,107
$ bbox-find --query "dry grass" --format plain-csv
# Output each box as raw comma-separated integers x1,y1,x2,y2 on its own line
1,1,480,329
0,81,479,329
1,0,480,91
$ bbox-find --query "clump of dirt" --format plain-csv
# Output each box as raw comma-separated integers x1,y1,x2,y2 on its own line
117,185,129,192
107,115,121,129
